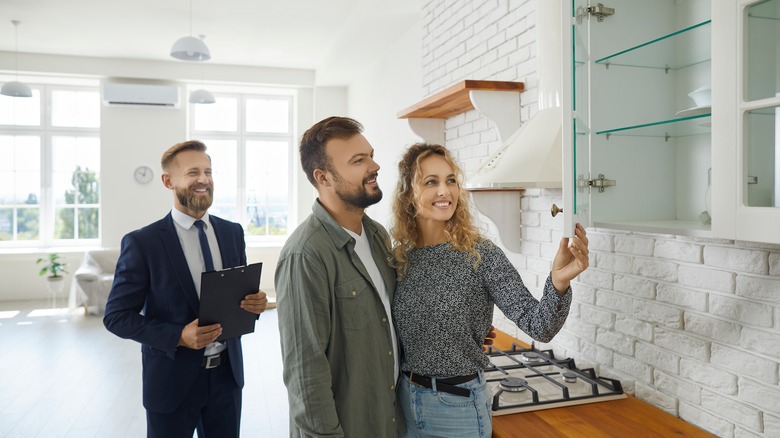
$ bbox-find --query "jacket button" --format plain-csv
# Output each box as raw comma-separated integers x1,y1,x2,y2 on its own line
382,317,387,322
352,291,357,296
390,385,395,390
388,351,392,356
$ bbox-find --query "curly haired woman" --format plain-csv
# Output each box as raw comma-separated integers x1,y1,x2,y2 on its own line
390,143,590,438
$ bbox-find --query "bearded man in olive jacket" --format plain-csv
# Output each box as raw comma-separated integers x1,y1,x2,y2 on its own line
275,117,400,437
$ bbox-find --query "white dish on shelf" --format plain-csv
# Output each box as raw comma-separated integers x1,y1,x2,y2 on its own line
688,85,711,107
676,106,711,117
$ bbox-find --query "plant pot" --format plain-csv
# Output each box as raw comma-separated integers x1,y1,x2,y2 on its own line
46,276,65,294
46,276,66,308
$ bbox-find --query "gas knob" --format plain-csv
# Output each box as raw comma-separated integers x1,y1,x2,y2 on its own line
551,204,563,217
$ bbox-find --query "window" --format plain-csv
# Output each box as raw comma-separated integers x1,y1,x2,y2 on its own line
0,83,100,247
189,87,295,243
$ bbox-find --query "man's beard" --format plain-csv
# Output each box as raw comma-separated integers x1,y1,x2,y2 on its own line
333,171,383,209
176,184,213,213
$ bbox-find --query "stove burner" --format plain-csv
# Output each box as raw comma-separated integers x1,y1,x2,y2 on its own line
562,371,578,383
499,377,527,392
521,352,540,362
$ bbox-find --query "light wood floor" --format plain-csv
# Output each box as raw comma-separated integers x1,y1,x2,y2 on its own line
0,299,289,437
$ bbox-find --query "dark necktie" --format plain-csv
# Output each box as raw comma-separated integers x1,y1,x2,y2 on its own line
193,220,215,272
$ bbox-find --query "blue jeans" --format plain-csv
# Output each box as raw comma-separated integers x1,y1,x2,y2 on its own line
397,372,492,438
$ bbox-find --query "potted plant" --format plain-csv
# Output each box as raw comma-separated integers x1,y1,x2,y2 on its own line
36,253,69,296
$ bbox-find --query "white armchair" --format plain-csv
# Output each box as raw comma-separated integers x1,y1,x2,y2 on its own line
69,249,120,315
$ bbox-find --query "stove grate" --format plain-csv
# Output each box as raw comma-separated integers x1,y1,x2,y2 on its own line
484,342,625,414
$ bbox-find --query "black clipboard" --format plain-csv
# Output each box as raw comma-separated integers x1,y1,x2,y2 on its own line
199,262,262,341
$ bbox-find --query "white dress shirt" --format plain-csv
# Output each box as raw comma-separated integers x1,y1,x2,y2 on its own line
171,208,225,356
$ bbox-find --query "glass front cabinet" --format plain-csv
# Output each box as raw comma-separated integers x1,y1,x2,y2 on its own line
561,0,780,244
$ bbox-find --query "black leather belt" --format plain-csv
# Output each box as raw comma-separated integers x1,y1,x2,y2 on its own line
405,371,478,397
202,350,227,369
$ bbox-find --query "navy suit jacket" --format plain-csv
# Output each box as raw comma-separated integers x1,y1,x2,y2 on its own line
104,212,247,413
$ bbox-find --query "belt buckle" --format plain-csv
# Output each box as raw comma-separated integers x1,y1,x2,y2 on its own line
204,353,221,369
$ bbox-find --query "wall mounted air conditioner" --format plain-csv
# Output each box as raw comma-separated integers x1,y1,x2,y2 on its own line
103,83,180,107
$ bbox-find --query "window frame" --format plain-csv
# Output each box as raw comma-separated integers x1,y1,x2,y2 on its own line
188,86,297,245
0,83,101,249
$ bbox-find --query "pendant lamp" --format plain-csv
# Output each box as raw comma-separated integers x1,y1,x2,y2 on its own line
190,88,215,104
1,20,32,98
170,0,211,61
188,36,215,104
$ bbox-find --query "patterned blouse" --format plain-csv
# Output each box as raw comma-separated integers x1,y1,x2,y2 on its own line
392,240,572,377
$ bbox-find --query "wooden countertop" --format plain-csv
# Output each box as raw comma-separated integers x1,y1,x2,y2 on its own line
490,330,713,437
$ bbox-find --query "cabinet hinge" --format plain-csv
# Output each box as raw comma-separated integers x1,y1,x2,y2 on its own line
577,3,615,23
578,174,616,193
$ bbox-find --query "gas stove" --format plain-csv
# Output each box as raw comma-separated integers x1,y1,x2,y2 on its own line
485,342,626,415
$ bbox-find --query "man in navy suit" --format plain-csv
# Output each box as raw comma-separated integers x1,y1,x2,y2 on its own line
104,140,268,438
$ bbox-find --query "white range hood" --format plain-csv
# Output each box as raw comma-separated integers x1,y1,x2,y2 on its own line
465,0,563,190
465,107,562,189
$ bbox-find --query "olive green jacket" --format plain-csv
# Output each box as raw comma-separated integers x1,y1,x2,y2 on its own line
275,200,399,438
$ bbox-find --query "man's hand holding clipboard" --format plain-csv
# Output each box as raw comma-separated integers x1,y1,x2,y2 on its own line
239,288,269,315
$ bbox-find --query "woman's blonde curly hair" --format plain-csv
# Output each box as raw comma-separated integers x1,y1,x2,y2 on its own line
390,143,483,278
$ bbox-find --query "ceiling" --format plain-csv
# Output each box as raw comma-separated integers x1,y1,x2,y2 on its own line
0,0,421,85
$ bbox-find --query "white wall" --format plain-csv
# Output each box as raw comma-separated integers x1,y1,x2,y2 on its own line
0,252,84,302
100,94,186,247
347,20,426,228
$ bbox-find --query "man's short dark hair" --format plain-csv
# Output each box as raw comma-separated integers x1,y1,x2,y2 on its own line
299,116,363,186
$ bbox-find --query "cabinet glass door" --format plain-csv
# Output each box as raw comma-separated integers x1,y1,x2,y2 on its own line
562,0,591,236
744,0,780,207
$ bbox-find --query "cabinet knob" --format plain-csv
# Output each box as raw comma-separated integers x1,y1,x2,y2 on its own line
551,204,563,217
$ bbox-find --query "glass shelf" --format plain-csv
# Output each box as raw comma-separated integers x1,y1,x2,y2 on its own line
596,113,711,138
595,20,711,70
594,220,711,238
575,115,589,136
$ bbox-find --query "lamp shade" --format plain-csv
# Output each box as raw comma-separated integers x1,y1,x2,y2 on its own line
189,88,215,104
3,20,32,98
1,81,32,97
170,36,211,61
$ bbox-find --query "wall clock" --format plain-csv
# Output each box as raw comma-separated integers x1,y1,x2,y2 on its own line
133,165,154,184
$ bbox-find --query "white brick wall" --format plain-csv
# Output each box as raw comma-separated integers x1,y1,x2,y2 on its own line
421,0,780,436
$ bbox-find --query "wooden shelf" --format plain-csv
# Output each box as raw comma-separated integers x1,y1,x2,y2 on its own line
398,80,525,119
